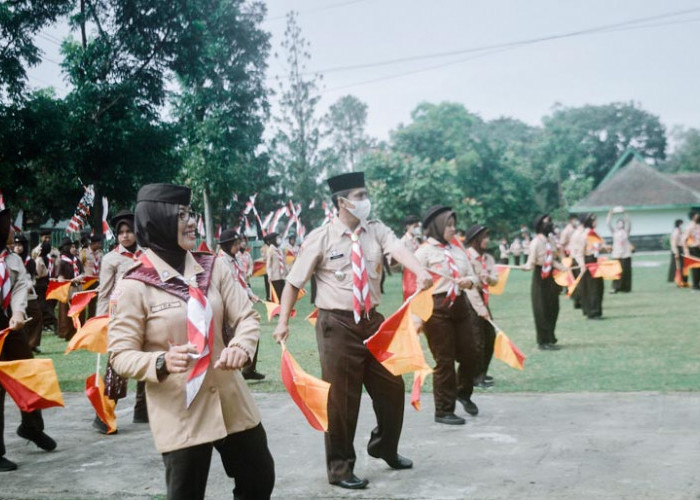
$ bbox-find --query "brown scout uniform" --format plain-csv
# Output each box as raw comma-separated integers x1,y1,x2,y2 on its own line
96,245,143,316
108,249,261,454
285,218,404,483
414,238,479,417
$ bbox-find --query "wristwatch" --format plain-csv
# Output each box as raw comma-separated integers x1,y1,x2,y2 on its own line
155,353,169,380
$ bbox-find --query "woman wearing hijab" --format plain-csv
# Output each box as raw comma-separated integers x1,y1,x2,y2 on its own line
414,206,480,425
579,214,605,319
13,234,43,353
263,232,286,302
53,237,83,341
92,210,148,434
108,184,274,500
521,214,568,349
34,240,56,334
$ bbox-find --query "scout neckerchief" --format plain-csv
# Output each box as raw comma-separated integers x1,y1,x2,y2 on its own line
273,245,285,276
61,254,80,277
587,229,602,258
540,235,553,279
93,250,101,275
47,255,54,277
125,252,215,408
118,244,143,260
220,250,249,294
345,226,370,323
0,249,12,311
476,253,490,306
438,242,460,306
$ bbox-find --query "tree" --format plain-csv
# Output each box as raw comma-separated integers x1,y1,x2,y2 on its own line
172,0,271,243
0,0,72,100
661,127,700,173
269,11,329,215
324,94,372,174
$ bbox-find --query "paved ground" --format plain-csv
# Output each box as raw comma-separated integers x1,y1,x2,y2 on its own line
2,391,699,499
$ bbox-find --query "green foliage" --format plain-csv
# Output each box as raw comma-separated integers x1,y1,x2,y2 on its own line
323,94,373,174
661,127,700,173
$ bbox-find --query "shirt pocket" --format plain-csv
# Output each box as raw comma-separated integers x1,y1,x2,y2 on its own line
324,255,352,285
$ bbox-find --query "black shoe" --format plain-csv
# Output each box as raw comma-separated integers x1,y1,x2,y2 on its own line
538,343,560,351
367,448,413,470
0,456,18,472
435,413,465,425
330,475,369,489
92,416,111,435
242,371,266,380
32,347,42,354
458,397,479,416
16,426,56,451
484,375,493,382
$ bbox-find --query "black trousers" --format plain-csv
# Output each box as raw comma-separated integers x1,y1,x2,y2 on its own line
580,256,604,318
470,303,495,379
690,247,700,289
513,255,521,266
23,299,43,349
570,267,582,309
0,318,44,458
531,267,560,345
612,257,632,292
668,249,688,284
262,275,270,301
161,423,274,500
423,295,477,416
316,309,404,483
34,278,57,331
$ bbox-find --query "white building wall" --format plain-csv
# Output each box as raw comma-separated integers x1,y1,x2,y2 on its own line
585,207,690,238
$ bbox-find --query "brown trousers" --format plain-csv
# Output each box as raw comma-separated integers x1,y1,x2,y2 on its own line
57,301,76,340
23,299,43,349
0,315,44,458
531,266,560,345
316,308,405,483
423,294,478,416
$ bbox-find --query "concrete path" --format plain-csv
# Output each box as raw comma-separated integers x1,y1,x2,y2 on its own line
2,391,699,499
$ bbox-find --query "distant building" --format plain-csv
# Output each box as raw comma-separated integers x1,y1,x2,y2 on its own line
572,149,700,250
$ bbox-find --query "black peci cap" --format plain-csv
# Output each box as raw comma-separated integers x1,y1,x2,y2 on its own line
326,172,365,195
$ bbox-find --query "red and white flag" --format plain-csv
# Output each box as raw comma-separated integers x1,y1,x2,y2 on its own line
101,197,114,240
66,185,95,235
197,215,206,237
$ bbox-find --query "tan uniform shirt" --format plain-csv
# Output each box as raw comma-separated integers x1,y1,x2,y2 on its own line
31,244,59,261
524,234,565,270
81,247,103,276
108,249,261,453
239,251,254,279
286,219,402,311
414,238,477,297
464,247,499,317
96,245,144,316
559,223,575,254
683,221,700,249
400,233,420,253
510,240,522,256
569,227,587,268
670,227,683,255
3,252,29,316
266,244,287,281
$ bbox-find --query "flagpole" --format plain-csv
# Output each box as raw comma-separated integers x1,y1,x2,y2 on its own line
95,353,101,387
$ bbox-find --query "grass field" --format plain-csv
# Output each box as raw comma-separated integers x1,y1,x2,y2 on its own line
42,252,699,394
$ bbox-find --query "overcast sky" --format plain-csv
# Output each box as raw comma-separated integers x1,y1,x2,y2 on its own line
28,0,700,142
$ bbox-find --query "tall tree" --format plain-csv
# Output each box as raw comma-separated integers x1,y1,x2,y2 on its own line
269,11,327,213
172,0,271,242
324,94,372,174
661,127,700,173
0,0,72,100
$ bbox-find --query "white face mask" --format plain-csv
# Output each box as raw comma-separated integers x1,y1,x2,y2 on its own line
411,226,422,237
275,238,281,246
343,198,372,221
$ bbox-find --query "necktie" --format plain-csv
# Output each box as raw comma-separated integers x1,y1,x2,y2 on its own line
440,244,460,306
541,238,553,279
0,250,12,311
185,285,214,408
346,227,370,323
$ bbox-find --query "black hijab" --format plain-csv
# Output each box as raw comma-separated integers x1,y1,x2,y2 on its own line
135,183,191,274
424,210,456,245
40,241,52,266
0,209,10,251
116,220,138,253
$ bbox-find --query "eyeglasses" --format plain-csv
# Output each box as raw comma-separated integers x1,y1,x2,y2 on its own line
177,208,199,222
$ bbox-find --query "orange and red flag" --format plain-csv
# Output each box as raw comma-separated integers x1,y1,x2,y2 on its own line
0,327,10,354
586,259,622,280
262,284,297,322
553,268,575,288
492,327,526,370
81,275,99,290
85,373,117,434
0,359,64,412
252,260,266,277
65,315,109,354
306,308,319,327
280,344,329,431
67,290,97,330
46,280,71,303
489,265,511,295
682,255,700,276
197,241,212,253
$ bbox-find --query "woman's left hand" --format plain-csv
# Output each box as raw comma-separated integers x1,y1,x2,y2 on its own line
214,346,249,370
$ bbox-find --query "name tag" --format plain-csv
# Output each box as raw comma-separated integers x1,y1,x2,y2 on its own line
150,301,182,313
329,253,345,261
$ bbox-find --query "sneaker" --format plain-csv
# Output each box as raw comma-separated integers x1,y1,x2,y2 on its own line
0,456,18,472
434,413,466,425
16,426,56,451
457,396,479,416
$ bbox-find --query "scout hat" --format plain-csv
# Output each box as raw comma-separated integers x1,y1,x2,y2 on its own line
422,205,453,229
219,228,240,245
465,224,488,244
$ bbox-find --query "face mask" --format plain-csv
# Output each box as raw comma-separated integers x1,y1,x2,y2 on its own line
276,238,281,246
411,227,422,237
343,198,371,221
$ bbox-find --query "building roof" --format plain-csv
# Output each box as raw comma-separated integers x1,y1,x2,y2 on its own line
573,158,700,211
669,173,700,193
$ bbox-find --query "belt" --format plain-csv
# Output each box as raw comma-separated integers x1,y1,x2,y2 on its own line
321,307,377,318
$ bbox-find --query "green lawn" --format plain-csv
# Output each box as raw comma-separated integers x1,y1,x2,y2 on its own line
42,252,699,394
